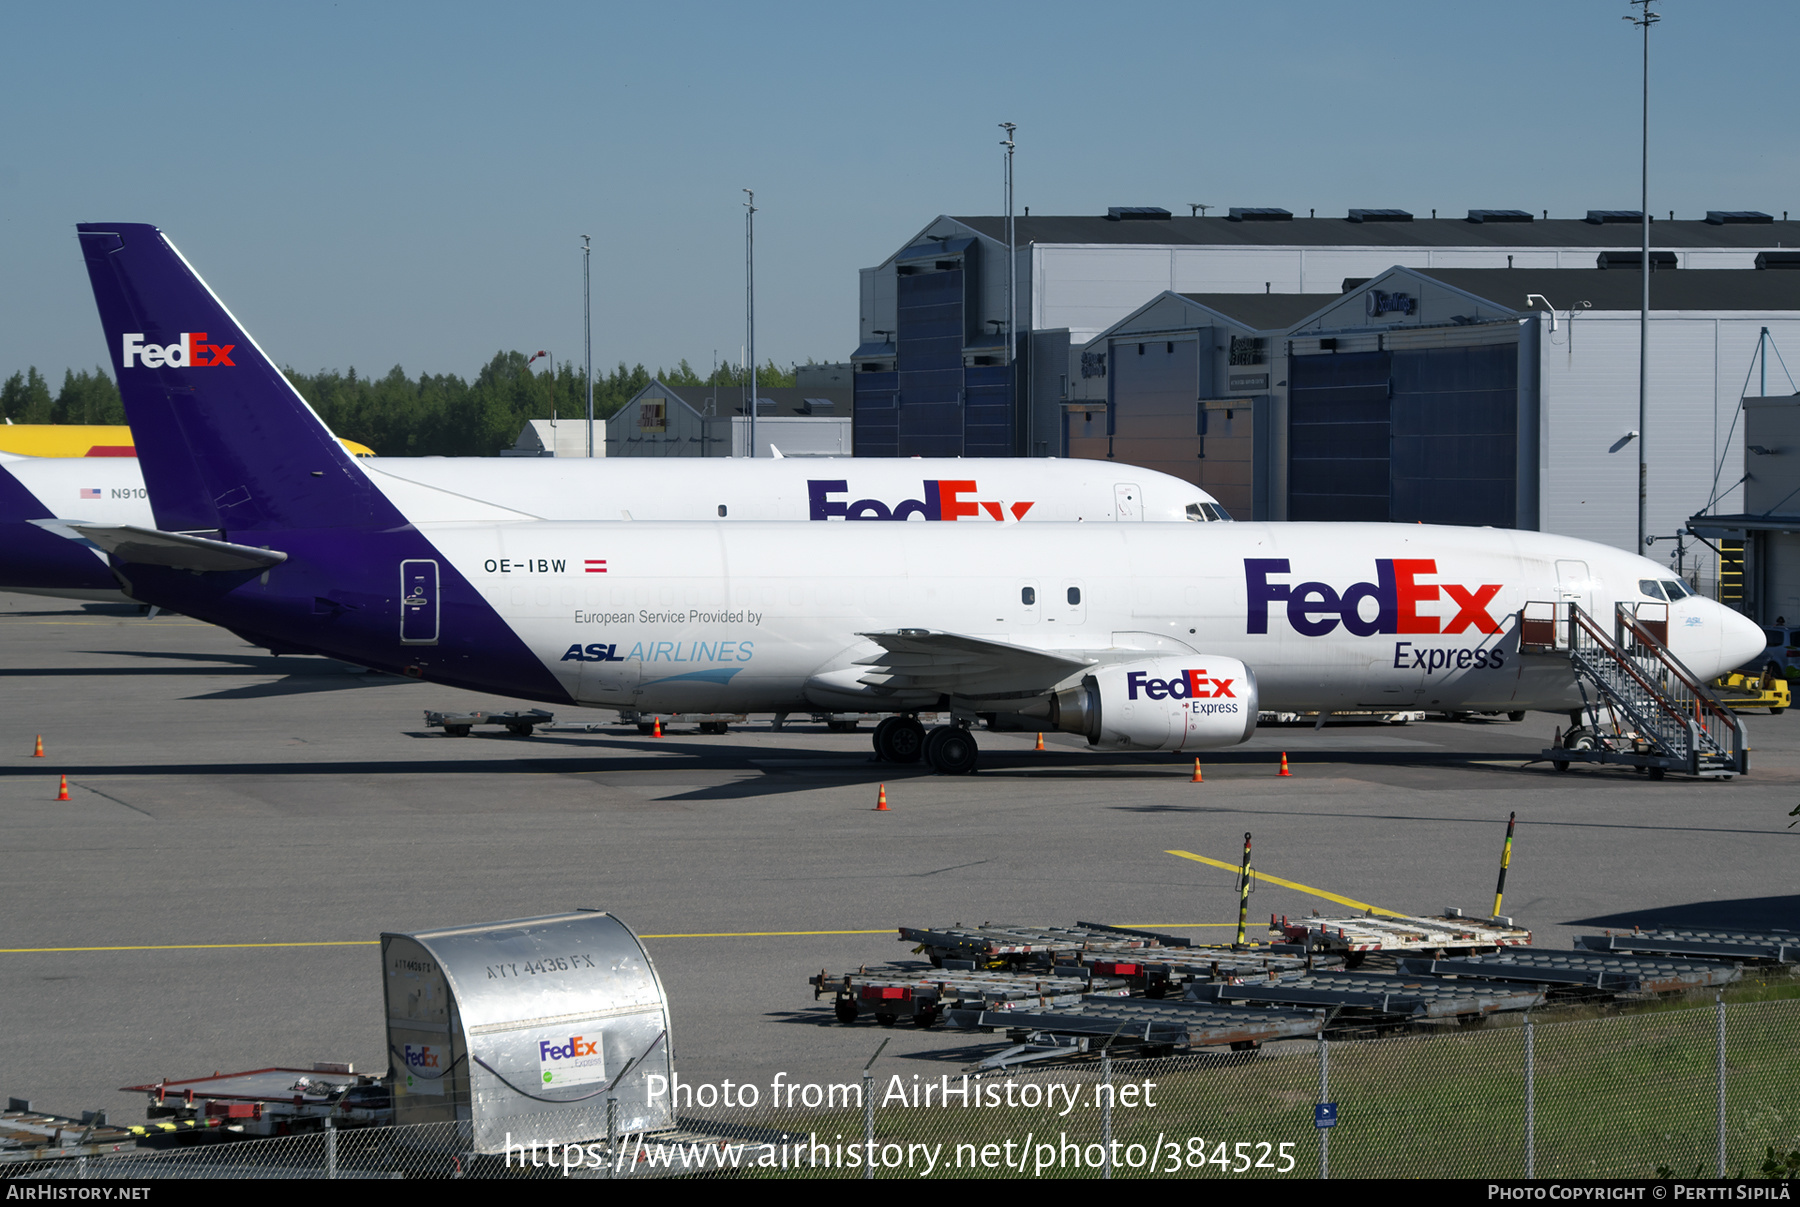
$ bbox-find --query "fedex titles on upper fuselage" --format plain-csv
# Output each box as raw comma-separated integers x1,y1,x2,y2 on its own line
121,332,235,369
808,479,1033,522
1247,557,1510,673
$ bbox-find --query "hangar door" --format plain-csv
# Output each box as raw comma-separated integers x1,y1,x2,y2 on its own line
1104,338,1204,491
1288,344,1517,527
1288,351,1391,522
1388,344,1516,527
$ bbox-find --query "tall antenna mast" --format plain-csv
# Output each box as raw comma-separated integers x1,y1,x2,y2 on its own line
582,234,593,457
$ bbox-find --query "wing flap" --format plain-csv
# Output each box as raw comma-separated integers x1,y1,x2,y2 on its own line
853,629,1093,698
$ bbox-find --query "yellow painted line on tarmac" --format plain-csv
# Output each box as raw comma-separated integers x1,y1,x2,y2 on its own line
1166,849,1400,917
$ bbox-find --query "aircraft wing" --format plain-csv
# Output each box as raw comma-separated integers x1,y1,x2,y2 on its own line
58,523,289,573
853,629,1094,698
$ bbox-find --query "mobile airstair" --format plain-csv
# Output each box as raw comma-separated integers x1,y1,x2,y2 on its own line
1523,601,1748,779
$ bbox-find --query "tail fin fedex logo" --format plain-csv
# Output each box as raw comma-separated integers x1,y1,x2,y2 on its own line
121,332,235,369
808,479,1034,522
1247,558,1502,637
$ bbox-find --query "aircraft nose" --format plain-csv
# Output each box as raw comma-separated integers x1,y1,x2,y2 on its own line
1717,603,1766,674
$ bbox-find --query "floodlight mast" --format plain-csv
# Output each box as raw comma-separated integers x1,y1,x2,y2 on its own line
999,124,1018,453
582,235,593,457
1626,0,1659,550
744,189,757,459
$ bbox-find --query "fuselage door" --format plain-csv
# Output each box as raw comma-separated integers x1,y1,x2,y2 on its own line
400,559,439,645
1554,560,1593,648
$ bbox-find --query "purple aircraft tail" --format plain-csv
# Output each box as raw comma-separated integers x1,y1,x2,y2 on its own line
76,223,400,536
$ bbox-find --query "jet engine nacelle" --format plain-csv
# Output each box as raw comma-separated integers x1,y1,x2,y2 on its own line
1047,656,1258,750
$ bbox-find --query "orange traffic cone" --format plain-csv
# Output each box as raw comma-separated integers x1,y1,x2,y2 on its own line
1191,758,1204,783
1034,732,1045,751
651,717,663,738
875,784,889,811
32,735,43,758
1278,752,1292,777
56,774,69,801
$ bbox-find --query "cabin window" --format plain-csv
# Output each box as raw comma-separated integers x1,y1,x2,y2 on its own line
1066,587,1081,605
717,504,727,517
1021,587,1036,605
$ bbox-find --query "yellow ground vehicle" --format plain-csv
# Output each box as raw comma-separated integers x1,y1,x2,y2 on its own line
1712,672,1790,715
0,424,374,458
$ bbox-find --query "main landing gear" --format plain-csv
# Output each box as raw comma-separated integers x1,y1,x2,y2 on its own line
871,715,979,775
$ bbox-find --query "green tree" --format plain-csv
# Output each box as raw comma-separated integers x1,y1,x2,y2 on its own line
0,368,56,423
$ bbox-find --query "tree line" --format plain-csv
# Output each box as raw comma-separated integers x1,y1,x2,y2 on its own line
0,353,801,456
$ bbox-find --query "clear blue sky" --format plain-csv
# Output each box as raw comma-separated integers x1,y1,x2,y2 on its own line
2,1,1794,385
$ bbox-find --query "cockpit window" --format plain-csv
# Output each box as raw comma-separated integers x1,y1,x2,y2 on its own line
1209,502,1234,521
1638,579,1666,601
1186,501,1235,522
1661,580,1691,601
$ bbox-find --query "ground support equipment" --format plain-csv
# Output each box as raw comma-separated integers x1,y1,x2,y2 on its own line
1574,927,1800,964
423,708,553,737
1273,910,1532,965
1395,950,1740,995
1187,971,1545,1022
970,1000,1326,1070
812,967,1129,1027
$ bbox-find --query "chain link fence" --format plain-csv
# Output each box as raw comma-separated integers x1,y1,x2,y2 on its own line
12,995,1800,1180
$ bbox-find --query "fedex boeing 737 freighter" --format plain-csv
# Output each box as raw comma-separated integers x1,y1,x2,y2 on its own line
0,431,1230,603
55,223,1764,773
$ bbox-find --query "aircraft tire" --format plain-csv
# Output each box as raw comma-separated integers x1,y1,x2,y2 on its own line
924,725,979,775
876,716,927,764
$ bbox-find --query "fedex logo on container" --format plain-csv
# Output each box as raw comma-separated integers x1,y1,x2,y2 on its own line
537,1033,605,1086
1245,558,1502,638
121,332,236,369
402,1044,440,1070
539,1035,597,1062
808,479,1034,522
1126,669,1237,700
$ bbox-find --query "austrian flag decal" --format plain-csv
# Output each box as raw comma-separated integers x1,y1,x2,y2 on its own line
584,559,607,574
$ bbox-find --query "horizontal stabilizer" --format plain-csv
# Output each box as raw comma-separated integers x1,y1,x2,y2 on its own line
59,523,289,572
854,628,1092,697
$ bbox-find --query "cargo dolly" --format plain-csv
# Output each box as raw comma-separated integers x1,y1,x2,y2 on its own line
0,1100,174,1166
1396,950,1741,995
1085,947,1344,998
812,967,1129,1028
971,1000,1326,1070
1272,909,1532,966
423,708,553,737
1573,926,1800,965
1188,970,1546,1022
900,921,1208,969
120,1065,391,1136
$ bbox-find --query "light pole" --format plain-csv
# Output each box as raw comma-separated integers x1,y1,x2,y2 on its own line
743,188,757,459
582,235,593,457
999,123,1018,453
1626,0,1659,551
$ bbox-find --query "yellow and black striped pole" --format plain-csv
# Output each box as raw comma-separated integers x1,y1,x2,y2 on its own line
1493,811,1517,919
1236,831,1253,946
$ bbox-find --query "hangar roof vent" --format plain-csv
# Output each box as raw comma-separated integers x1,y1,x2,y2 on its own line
1347,209,1412,222
1227,208,1293,222
1587,210,1648,224
1467,209,1534,223
1106,207,1172,221
1707,211,1774,225
1757,252,1800,270
1597,250,1679,270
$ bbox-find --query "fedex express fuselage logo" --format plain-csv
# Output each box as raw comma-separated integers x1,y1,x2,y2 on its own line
808,479,1033,522
1248,558,1510,674
121,333,235,369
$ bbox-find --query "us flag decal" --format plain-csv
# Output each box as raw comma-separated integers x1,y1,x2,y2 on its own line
585,559,607,574
80,488,102,499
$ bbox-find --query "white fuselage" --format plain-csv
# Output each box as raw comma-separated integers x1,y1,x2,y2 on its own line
416,519,1764,716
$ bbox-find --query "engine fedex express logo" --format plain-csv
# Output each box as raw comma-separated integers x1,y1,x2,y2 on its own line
808,479,1034,522
1127,669,1244,716
120,332,235,369
1246,558,1502,638
538,1034,605,1087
